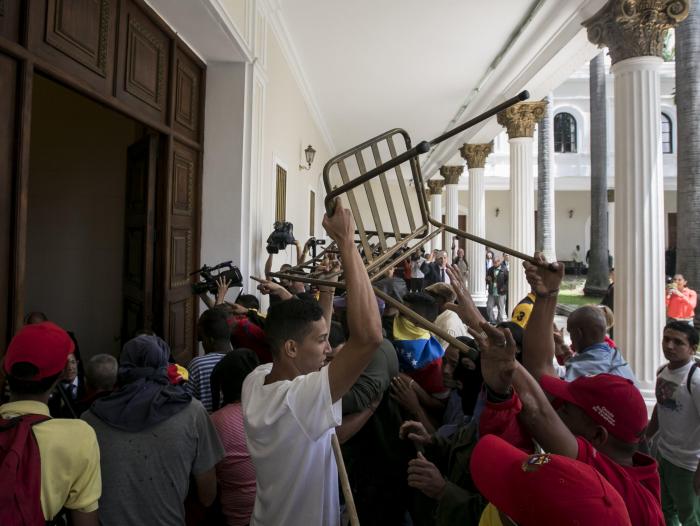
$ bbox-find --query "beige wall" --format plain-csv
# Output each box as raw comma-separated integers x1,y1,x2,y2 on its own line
26,75,137,358
258,30,334,272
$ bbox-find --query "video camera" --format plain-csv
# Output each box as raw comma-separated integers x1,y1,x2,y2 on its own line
266,221,295,254
191,261,243,295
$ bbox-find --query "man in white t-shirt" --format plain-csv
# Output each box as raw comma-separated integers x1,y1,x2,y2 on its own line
647,321,700,526
242,201,383,526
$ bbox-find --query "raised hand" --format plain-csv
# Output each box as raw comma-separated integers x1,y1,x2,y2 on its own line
407,452,446,499
215,276,232,305
523,252,564,297
399,420,433,446
251,276,293,301
322,199,354,247
444,264,485,328
468,321,517,394
390,375,422,417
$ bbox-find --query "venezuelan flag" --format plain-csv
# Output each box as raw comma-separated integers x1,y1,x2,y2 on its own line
393,315,446,394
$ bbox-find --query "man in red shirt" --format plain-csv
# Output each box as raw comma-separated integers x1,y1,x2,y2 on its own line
666,274,697,324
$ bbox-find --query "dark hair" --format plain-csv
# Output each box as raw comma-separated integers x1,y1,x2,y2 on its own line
329,321,346,349
402,292,439,323
210,349,259,410
236,294,260,310
664,321,699,347
265,299,324,357
6,362,61,395
199,306,233,342
24,311,48,325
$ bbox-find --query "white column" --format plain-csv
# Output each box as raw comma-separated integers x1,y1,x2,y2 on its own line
440,165,463,257
497,102,546,313
583,0,688,404
427,178,444,252
508,137,536,308
612,57,666,399
460,143,493,307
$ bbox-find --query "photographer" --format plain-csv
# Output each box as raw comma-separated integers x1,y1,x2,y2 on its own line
410,246,428,292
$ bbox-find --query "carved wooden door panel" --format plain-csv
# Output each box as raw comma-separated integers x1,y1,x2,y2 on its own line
122,133,157,343
161,140,198,363
0,52,18,346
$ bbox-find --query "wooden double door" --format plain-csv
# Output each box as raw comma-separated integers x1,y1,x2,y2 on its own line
0,0,205,362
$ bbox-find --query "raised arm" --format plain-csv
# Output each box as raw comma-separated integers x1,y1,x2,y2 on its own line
470,321,578,459
445,264,487,329
264,253,274,279
327,201,383,402
522,253,564,381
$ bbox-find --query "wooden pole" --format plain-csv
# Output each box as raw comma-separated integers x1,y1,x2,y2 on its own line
331,433,360,526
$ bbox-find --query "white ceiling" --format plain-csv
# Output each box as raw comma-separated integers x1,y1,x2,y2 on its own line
277,0,541,153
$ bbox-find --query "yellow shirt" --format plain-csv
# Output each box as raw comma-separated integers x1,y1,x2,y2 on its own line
0,400,101,519
479,503,505,526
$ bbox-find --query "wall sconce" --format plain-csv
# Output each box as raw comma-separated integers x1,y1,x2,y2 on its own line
495,207,500,217
568,209,574,219
299,145,316,170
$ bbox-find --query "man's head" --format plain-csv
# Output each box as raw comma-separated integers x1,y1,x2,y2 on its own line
265,299,330,373
541,374,648,451
403,292,439,323
63,353,78,383
673,274,688,291
662,321,699,366
4,322,75,397
24,311,48,325
493,255,502,267
436,252,446,267
236,294,260,311
85,354,118,392
424,283,456,311
198,307,233,352
457,248,465,258
566,305,607,352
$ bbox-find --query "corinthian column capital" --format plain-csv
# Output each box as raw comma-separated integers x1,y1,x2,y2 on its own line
439,165,464,185
583,0,689,65
497,101,548,139
459,142,494,169
427,178,445,195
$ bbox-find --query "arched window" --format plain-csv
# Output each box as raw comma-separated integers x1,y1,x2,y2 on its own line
554,112,577,153
661,113,673,154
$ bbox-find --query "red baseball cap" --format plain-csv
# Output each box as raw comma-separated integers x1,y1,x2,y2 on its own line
471,434,632,526
4,322,75,380
540,373,647,443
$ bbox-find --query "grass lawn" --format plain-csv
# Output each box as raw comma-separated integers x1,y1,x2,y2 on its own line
557,276,603,307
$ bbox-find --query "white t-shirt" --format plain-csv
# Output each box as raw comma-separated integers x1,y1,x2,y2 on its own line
242,363,343,526
433,309,468,350
655,360,700,471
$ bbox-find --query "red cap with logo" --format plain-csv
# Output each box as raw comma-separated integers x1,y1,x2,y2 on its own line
4,322,75,380
540,373,647,443
471,434,632,526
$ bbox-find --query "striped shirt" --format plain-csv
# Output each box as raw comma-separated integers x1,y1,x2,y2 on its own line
186,353,225,412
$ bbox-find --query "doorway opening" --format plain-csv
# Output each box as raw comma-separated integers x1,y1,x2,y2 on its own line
25,74,154,358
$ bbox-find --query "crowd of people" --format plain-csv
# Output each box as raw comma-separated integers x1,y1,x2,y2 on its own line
1,202,699,526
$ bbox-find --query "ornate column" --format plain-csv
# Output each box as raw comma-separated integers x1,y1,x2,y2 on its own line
460,143,493,306
497,101,547,312
584,0,689,402
537,94,557,262
440,165,464,257
427,178,445,252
